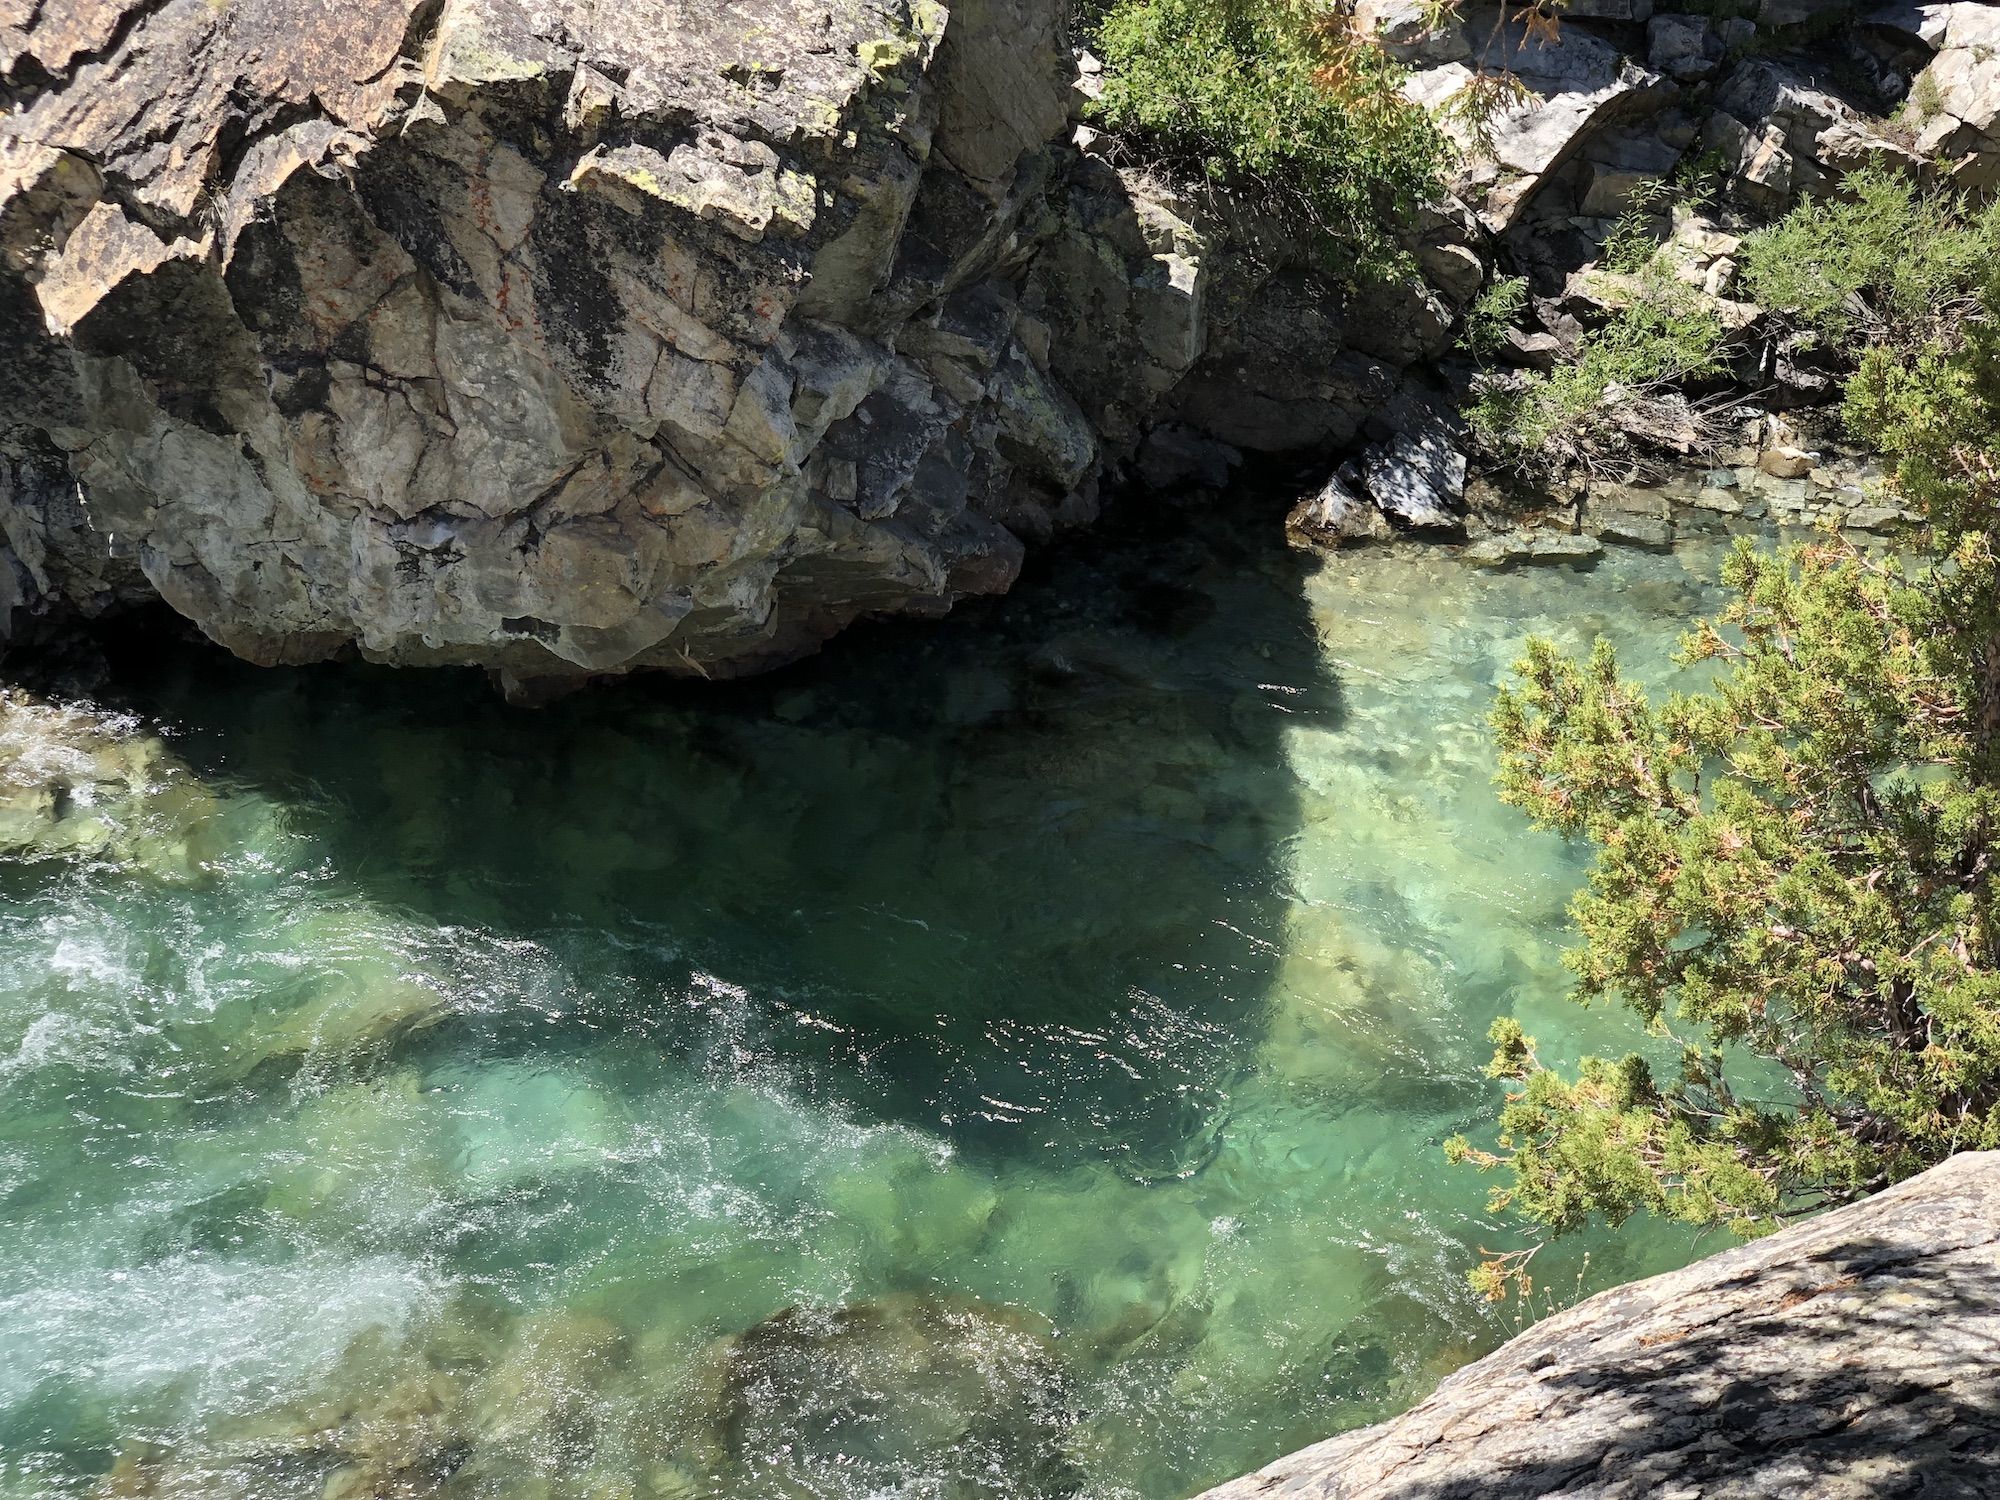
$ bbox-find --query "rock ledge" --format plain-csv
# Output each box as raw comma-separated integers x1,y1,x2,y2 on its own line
1195,1151,2000,1500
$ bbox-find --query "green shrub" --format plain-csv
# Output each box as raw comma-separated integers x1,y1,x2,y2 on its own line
1670,148,1729,216
1596,177,1677,275
1910,68,1946,121
1457,264,2000,1286
1470,273,1728,472
1596,156,1734,277
1086,0,1451,278
1463,274,1530,360
1601,211,1659,276
1740,167,2000,350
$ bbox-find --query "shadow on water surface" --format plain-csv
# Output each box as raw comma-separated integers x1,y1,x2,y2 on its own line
94,494,1334,1184
0,487,1738,1500
0,490,1357,1500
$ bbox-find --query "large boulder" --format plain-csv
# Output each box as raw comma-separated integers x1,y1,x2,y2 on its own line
1404,11,1675,235
1163,269,1412,455
1647,13,1723,83
1194,1151,2000,1499
1354,0,1474,66
1026,157,1457,462
1353,389,1467,529
0,0,1099,693
1286,466,1392,549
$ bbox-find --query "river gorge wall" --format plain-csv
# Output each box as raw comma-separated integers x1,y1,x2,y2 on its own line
7,5,2000,1497
3,0,1996,692
0,0,1469,695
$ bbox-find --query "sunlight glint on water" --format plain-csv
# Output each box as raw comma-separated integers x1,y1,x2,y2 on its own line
0,513,1730,1500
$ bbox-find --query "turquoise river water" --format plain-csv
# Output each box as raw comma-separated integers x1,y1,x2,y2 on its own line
0,501,1740,1500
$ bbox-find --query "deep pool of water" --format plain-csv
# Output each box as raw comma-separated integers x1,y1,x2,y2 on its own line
0,501,1737,1500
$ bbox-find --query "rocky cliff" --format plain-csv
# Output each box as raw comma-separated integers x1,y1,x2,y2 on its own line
1,0,1075,692
5,0,1994,690
1295,0,2000,558
1195,1149,2000,1500
0,0,1469,693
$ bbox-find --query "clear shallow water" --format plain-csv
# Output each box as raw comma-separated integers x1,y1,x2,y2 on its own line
0,503,1736,1500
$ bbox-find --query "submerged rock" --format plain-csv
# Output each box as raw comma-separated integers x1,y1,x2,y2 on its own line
820,1148,1000,1261
1462,531,1604,569
718,1292,1081,1498
0,689,219,877
1194,1151,2000,1500
1589,511,1674,549
463,1310,630,1465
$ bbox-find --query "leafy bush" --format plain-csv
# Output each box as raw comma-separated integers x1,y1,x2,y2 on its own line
1469,273,1729,474
1910,68,1946,122
1600,211,1661,277
1463,274,1529,360
1459,523,2000,1258
1740,167,2000,350
1601,177,1677,275
1669,147,1729,216
1086,0,1451,278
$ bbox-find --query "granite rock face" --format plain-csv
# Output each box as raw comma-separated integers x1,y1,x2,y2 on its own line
1195,1151,2000,1500
0,0,1469,690
1873,2,2000,186
0,0,1099,689
1404,11,1675,236
4,0,1078,689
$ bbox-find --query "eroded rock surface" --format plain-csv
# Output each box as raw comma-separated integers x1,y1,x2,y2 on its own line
1406,11,1674,235
1874,2,2000,185
0,0,1473,692
1194,1150,2000,1500
0,0,1100,691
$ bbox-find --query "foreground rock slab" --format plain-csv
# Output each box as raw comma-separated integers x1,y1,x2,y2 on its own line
1194,1151,2000,1500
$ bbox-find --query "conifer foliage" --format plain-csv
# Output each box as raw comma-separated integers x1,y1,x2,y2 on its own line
1080,0,1449,275
1452,208,2000,1283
